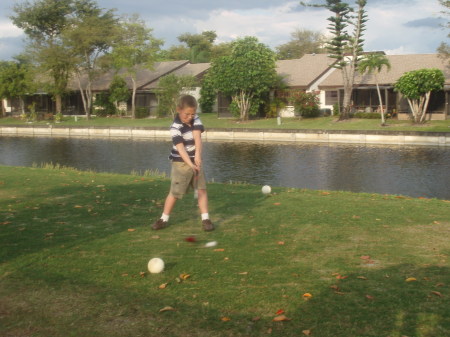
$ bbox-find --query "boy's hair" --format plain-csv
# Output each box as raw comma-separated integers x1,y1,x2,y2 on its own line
177,95,198,110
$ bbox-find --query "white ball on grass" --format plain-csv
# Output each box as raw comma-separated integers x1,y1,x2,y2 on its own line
148,257,165,274
204,241,218,248
262,185,271,194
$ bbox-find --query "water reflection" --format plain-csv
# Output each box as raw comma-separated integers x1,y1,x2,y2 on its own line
1,136,449,199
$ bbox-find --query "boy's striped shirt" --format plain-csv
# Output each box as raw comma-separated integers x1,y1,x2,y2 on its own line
169,114,204,162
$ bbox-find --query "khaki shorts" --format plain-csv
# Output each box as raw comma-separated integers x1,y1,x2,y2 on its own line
170,162,207,199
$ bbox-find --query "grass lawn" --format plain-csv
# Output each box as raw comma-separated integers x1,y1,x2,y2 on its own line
1,114,450,132
0,166,449,336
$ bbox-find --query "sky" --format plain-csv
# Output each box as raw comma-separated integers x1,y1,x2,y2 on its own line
0,0,448,61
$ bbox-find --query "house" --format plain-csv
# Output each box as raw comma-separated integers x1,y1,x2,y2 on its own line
317,54,450,120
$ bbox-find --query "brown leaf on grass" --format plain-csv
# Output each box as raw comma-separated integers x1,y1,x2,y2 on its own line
273,202,281,206
238,272,248,275
366,295,375,300
273,315,291,322
127,228,136,232
336,274,348,280
436,283,445,287
140,271,146,277
431,291,443,297
357,276,368,280
275,309,285,315
214,248,225,252
302,330,312,336
179,273,191,280
158,283,169,289
121,273,128,277
278,241,285,245
360,255,371,260
321,191,331,195
159,306,176,313
330,285,340,291
74,205,83,208
433,221,441,224
406,277,417,282
352,215,361,219
221,316,231,322
302,293,312,300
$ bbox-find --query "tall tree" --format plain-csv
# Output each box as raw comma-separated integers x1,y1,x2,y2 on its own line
62,0,119,119
110,14,162,119
394,69,445,124
437,0,450,66
276,29,326,60
358,52,391,125
205,36,277,120
11,0,78,115
177,31,217,63
303,0,368,120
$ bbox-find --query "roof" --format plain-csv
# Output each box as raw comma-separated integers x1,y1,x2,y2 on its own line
276,54,336,89
318,54,450,89
141,63,211,90
71,60,190,91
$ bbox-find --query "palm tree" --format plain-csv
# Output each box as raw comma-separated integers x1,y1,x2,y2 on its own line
358,53,391,125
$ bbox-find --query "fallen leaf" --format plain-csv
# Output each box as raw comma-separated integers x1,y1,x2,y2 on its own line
221,316,231,322
179,273,191,280
184,236,196,242
302,330,312,336
278,241,285,245
431,291,443,297
158,283,169,289
214,248,225,252
159,306,176,313
302,293,313,300
433,221,441,224
151,235,160,239
336,274,348,280
436,283,445,287
238,272,248,275
330,285,340,291
357,276,368,280
252,316,261,322
406,277,417,282
366,295,375,300
121,273,128,277
321,192,331,195
140,271,146,277
273,315,291,322
127,228,136,232
275,309,285,315
360,255,371,260
352,215,361,219
273,202,281,206
74,205,83,208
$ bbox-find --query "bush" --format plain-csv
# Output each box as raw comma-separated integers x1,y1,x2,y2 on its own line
293,92,320,118
135,107,150,119
352,112,381,119
94,92,116,116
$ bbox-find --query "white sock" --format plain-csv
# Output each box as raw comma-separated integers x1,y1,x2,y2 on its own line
201,213,209,221
161,213,170,222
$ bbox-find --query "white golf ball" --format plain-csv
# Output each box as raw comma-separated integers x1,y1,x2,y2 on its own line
204,241,218,248
148,257,165,273
262,185,271,194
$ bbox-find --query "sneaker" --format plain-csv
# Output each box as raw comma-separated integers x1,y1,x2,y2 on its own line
152,218,167,230
202,219,214,232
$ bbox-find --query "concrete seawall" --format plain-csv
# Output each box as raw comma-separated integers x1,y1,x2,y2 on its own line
1,125,449,146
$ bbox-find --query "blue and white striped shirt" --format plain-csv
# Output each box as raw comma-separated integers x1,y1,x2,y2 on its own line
169,114,204,162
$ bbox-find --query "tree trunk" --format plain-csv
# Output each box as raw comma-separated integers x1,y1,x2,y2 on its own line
420,92,431,123
55,94,62,115
131,77,137,119
375,79,385,125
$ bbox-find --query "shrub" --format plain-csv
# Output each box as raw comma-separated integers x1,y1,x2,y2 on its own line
352,112,381,119
135,107,150,119
293,92,320,118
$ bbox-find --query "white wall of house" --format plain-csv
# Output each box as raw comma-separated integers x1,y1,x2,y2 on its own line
2,98,12,113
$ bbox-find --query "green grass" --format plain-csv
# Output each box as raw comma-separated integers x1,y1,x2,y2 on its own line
1,114,450,132
1,166,449,336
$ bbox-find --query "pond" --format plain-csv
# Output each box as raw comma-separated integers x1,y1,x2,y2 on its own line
1,136,449,199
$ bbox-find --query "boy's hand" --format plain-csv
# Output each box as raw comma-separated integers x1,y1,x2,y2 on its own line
194,154,202,168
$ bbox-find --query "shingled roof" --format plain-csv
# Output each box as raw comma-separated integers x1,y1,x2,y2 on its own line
141,63,210,90
276,54,336,89
318,54,450,89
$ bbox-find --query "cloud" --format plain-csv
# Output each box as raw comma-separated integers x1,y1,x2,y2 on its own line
404,17,445,28
0,21,24,39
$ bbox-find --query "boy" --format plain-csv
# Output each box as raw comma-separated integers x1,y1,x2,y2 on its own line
152,95,214,231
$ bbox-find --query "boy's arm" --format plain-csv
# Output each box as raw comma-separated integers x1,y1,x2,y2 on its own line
175,143,199,173
193,130,202,167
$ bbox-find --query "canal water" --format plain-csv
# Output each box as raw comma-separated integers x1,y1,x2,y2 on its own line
1,136,449,199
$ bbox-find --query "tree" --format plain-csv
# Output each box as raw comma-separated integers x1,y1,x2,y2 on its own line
358,52,391,125
110,14,162,119
0,57,36,116
205,37,277,120
108,75,130,114
437,0,450,66
394,69,445,124
11,0,78,116
177,31,217,63
276,29,326,60
304,0,368,120
156,74,198,117
62,0,119,119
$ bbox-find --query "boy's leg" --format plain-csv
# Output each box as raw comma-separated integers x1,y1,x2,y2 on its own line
197,188,214,231
163,193,178,215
